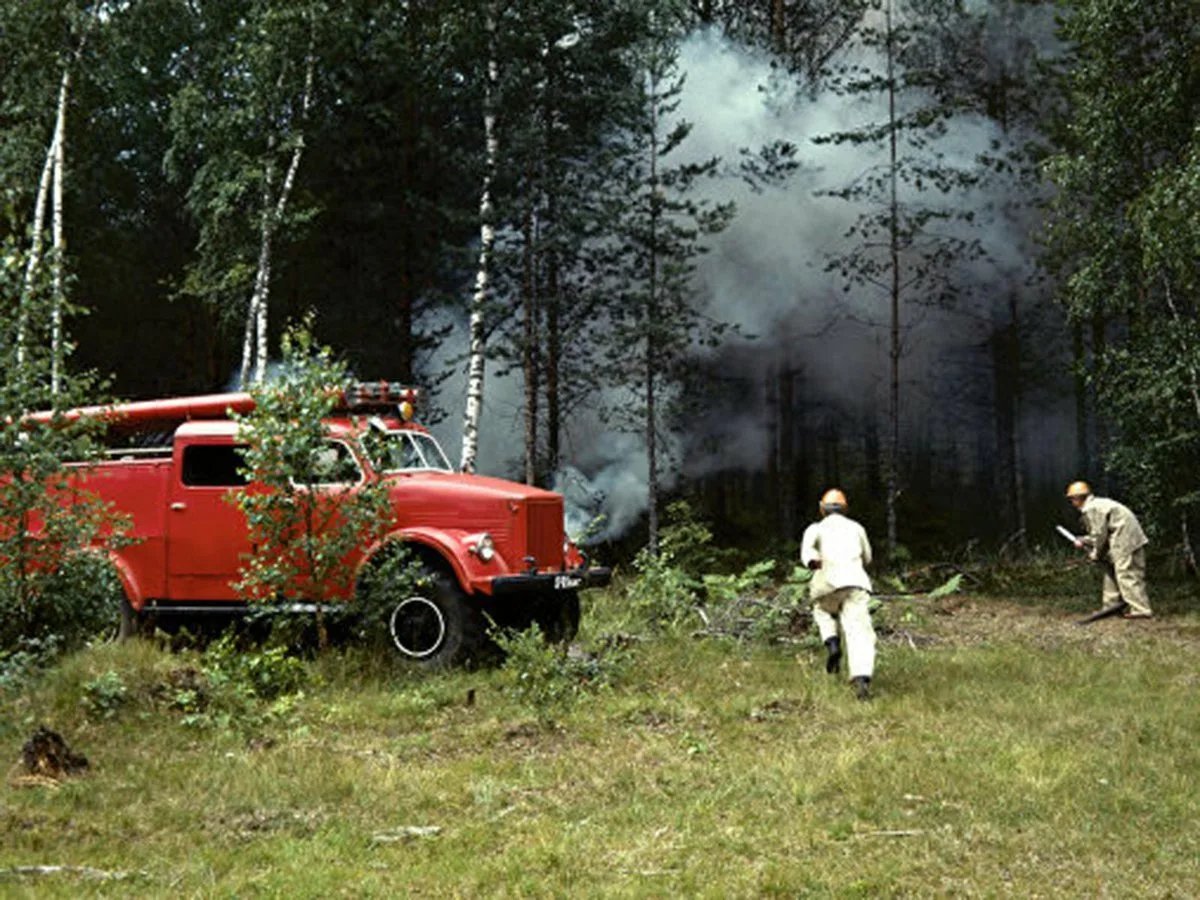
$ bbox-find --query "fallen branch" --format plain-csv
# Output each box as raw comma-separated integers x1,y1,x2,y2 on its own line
856,829,925,838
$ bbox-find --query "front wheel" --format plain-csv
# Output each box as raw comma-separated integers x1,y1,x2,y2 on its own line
387,571,485,668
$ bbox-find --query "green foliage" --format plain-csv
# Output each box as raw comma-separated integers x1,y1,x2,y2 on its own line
81,669,128,719
627,544,702,630
0,234,129,662
229,317,394,643
625,501,713,629
165,0,321,319
626,504,814,641
926,572,963,599
342,543,427,651
1043,0,1200,529
495,624,628,723
160,634,310,732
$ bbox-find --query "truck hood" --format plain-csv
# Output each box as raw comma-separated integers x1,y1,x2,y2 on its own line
381,470,561,503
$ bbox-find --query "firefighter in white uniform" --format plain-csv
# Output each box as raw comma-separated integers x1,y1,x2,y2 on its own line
801,488,876,700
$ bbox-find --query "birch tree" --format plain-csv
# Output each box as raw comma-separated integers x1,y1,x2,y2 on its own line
166,1,322,387
459,2,499,474
1045,0,1200,564
14,3,98,395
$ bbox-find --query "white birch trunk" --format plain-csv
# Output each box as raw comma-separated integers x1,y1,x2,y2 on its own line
240,37,315,387
460,8,499,474
50,68,69,395
18,68,69,371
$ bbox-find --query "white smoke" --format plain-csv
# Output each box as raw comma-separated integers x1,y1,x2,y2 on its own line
420,15,1069,545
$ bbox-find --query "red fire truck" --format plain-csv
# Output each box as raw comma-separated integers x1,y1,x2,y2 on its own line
38,383,609,666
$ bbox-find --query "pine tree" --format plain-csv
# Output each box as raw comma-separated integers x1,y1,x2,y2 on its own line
813,0,986,557
601,7,735,553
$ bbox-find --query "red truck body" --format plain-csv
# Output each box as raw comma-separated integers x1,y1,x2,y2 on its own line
39,386,609,664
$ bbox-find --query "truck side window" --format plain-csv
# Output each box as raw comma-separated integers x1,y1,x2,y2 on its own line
300,441,361,485
181,445,249,487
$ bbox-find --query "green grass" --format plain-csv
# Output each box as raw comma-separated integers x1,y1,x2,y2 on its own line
2,589,1199,897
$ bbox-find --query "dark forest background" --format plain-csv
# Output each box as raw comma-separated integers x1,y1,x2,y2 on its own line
2,0,1198,564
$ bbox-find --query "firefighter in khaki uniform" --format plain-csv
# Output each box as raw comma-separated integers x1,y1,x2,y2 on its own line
801,489,876,700
1066,481,1153,619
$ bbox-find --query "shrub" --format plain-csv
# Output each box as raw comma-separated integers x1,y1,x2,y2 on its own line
81,669,129,719
495,625,628,723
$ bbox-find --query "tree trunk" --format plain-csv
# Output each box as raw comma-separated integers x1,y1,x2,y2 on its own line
545,256,561,478
49,66,68,396
522,203,539,485
1071,320,1090,476
1162,280,1200,425
645,69,661,556
1090,312,1107,485
778,365,796,543
460,8,498,474
1007,292,1027,552
240,28,315,387
771,0,786,52
19,67,70,376
765,362,780,534
885,0,900,558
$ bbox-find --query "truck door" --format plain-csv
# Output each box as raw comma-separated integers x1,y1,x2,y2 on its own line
166,440,250,601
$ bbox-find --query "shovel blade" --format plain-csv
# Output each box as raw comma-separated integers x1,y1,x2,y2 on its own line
1076,600,1128,625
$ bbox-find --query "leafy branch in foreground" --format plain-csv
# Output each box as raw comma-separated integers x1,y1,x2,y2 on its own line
0,235,129,664
229,317,393,647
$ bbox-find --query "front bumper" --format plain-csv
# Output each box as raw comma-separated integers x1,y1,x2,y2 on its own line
490,566,612,595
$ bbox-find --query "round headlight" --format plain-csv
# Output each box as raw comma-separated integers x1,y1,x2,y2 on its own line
473,533,495,562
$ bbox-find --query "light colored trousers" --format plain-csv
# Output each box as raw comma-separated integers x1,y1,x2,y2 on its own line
812,586,876,679
1100,547,1152,615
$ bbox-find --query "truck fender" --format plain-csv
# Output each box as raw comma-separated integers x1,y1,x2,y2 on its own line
358,528,481,596
75,548,145,611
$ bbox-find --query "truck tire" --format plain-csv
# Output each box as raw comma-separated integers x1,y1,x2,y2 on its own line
535,592,581,645
117,594,140,641
388,571,485,668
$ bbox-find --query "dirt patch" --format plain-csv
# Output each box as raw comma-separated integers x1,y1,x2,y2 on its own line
886,595,1199,652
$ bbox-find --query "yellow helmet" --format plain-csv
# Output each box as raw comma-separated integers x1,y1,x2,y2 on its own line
819,488,848,516
1065,480,1092,499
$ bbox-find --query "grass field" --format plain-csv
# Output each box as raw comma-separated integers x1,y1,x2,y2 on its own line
2,584,1199,897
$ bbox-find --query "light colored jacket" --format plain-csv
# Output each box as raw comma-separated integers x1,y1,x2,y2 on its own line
1080,495,1148,563
801,512,873,599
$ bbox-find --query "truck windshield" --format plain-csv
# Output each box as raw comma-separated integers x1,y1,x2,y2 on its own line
364,429,453,473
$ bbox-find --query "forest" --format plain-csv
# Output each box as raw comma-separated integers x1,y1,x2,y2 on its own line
2,0,1198,563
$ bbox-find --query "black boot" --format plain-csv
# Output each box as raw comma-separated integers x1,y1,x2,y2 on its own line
824,637,842,674
852,676,871,701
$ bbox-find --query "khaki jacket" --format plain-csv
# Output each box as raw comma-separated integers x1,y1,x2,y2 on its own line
1079,495,1148,563
801,512,873,600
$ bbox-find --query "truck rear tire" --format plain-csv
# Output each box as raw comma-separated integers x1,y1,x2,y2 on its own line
117,595,140,641
388,571,485,668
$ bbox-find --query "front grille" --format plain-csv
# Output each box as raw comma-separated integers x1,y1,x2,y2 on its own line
525,499,564,570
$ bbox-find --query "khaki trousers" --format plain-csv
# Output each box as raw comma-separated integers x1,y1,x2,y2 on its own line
812,586,876,680
1100,547,1152,615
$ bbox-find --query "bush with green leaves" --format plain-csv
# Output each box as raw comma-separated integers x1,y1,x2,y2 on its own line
0,233,129,665
170,633,310,731
341,543,427,651
624,501,717,630
229,316,394,646
82,669,129,719
495,624,629,723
